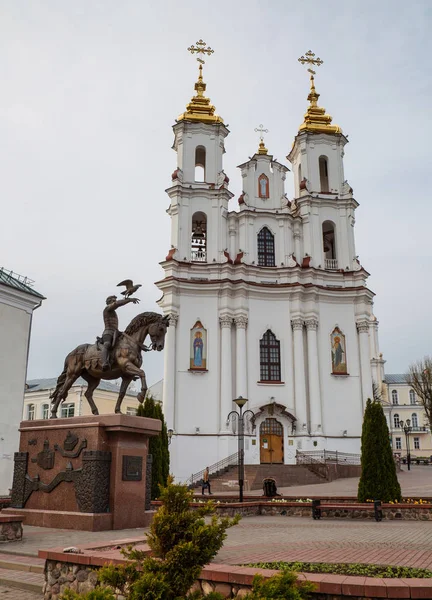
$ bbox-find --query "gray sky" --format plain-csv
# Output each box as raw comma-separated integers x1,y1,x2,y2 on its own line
1,0,431,383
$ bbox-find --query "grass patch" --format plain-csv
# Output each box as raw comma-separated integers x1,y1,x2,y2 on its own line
244,561,432,578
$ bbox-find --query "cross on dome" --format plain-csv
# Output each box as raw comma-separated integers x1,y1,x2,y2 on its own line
297,49,341,135
177,38,223,124
254,124,269,155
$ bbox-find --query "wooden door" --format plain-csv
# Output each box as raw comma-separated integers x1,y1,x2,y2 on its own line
260,418,284,464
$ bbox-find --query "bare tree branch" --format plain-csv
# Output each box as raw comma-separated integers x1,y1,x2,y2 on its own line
407,357,432,431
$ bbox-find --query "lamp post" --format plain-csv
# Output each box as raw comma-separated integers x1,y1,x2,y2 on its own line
400,419,412,471
227,396,254,503
167,429,173,446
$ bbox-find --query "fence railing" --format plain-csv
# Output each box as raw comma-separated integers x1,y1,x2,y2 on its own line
185,450,243,488
324,258,338,270
296,450,361,466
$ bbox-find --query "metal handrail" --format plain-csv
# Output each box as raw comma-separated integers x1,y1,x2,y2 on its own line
296,450,361,466
185,450,243,487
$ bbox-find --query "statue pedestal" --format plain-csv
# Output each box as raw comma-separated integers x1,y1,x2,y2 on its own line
4,414,161,531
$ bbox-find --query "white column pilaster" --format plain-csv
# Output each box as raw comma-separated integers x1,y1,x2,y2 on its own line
291,318,307,431
357,320,373,408
305,318,322,434
235,316,248,399
293,230,301,262
162,313,178,430
219,315,233,432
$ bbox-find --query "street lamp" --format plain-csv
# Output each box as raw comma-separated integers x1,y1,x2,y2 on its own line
167,429,173,446
400,419,412,471
227,396,255,503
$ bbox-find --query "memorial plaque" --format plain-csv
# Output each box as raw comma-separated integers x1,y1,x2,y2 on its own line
122,455,142,481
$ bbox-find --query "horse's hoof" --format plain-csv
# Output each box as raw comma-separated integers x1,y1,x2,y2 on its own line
50,414,57,419
115,409,122,414
92,410,99,415
137,392,145,403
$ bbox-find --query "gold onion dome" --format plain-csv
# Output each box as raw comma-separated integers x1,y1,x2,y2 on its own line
299,73,342,135
177,63,223,124
257,140,268,155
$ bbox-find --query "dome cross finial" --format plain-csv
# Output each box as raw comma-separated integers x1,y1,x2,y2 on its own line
296,50,341,135
254,123,269,155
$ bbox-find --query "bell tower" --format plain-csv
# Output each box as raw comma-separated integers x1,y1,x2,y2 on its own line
287,51,357,273
167,40,232,265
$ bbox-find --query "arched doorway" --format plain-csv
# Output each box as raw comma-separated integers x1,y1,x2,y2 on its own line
260,418,284,464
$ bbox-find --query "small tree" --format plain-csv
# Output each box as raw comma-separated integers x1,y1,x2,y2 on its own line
137,395,169,499
407,357,432,431
358,398,402,502
61,480,240,600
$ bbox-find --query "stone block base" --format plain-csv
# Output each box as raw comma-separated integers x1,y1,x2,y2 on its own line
0,515,23,542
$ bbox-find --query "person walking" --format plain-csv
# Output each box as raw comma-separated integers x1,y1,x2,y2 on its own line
202,466,212,495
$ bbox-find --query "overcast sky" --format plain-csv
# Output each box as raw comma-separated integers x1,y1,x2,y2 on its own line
1,0,431,384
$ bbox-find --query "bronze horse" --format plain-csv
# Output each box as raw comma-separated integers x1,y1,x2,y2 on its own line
49,312,169,417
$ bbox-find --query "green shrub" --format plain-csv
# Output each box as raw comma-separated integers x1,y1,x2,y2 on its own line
137,395,169,499
60,589,115,600
242,570,315,599
357,398,402,503
61,479,240,600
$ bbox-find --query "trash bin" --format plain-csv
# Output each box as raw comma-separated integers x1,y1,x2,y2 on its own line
262,477,277,497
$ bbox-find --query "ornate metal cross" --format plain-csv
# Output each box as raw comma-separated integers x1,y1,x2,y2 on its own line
298,50,323,75
187,39,214,65
254,123,269,142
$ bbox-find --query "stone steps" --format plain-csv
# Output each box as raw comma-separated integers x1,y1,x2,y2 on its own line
207,464,325,492
0,552,44,593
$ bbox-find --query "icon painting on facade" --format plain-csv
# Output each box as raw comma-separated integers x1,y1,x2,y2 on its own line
258,173,269,199
331,326,347,374
190,320,207,370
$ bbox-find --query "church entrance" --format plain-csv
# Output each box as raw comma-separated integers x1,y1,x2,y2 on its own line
260,418,284,464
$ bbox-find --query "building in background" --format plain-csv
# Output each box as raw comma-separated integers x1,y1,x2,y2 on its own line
0,268,44,495
383,374,432,458
156,54,384,482
24,378,141,419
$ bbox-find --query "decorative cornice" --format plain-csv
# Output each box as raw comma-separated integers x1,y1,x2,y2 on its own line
234,315,248,329
291,318,304,331
356,320,369,333
168,314,179,327
305,318,319,331
219,315,233,328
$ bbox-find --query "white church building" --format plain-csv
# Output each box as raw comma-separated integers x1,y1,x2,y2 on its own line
156,53,384,482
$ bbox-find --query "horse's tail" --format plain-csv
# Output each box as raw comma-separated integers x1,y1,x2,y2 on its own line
49,344,89,403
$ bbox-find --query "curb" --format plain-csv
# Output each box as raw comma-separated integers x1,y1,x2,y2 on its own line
0,574,42,593
0,559,44,574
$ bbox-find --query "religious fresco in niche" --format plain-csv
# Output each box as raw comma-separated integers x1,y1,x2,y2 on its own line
331,327,347,374
190,320,207,370
258,173,269,199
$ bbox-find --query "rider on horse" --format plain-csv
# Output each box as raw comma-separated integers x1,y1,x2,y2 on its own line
101,295,139,370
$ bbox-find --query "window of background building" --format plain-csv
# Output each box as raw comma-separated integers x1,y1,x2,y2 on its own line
126,407,138,416
414,437,420,450
409,389,416,405
411,413,419,428
391,390,399,405
42,404,50,419
27,404,35,420
393,413,400,428
395,437,402,450
61,403,75,418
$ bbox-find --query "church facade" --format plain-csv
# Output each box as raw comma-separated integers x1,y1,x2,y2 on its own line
156,56,384,482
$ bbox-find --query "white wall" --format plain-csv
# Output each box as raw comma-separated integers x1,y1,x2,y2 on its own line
0,302,32,495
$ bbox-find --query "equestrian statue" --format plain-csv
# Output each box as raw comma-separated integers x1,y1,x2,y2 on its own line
49,281,169,418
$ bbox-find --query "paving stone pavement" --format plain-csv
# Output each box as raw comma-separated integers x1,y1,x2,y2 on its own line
0,585,42,599
215,516,432,569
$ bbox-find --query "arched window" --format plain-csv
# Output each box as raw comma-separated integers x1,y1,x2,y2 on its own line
410,389,416,405
322,221,337,269
260,330,281,382
319,156,329,192
42,404,50,419
391,390,399,405
27,404,35,420
411,413,418,428
257,227,275,267
195,146,206,182
258,173,269,199
191,212,207,262
393,413,400,428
